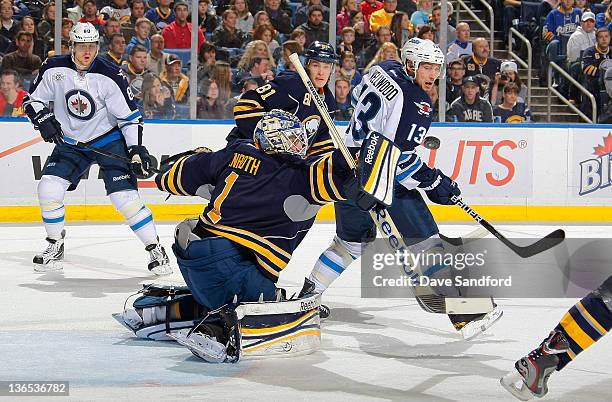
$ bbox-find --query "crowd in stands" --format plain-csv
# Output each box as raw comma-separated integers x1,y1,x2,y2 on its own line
2,0,608,123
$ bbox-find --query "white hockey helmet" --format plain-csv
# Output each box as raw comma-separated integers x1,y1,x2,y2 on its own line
401,37,445,79
69,22,100,45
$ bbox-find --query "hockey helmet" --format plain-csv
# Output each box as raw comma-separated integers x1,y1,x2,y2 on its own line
401,38,445,79
253,110,308,159
69,22,100,45
304,41,339,65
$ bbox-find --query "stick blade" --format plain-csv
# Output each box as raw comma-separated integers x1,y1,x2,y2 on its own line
513,229,565,258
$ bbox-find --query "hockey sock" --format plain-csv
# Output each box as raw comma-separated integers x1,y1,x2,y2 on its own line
110,190,158,246
553,276,612,370
38,176,71,239
308,236,361,293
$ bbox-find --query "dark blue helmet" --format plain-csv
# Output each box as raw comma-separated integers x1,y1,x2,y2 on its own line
304,41,339,65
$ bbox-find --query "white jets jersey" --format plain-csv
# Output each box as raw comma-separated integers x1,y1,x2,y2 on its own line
345,60,436,190
25,55,142,147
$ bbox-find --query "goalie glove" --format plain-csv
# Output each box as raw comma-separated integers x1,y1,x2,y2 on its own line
414,168,461,205
32,109,63,144
159,147,213,172
128,145,152,179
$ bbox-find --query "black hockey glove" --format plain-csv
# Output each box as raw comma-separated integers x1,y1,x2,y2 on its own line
343,176,379,211
415,168,461,205
128,145,152,179
32,109,63,144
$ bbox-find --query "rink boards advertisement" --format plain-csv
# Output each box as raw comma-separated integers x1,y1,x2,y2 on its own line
1,119,612,222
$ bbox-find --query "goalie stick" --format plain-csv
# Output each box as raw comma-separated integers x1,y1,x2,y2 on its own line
451,195,565,258
288,53,498,316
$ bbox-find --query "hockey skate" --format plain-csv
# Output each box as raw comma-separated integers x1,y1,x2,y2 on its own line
500,330,569,400
299,278,330,320
450,304,504,340
33,230,65,272
146,243,172,276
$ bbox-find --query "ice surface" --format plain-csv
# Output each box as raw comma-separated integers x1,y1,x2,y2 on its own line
0,223,610,401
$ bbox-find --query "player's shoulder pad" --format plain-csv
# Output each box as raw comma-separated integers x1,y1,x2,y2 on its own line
271,71,306,96
30,55,73,92
89,56,128,87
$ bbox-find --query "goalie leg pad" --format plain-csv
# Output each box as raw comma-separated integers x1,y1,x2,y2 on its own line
358,131,401,207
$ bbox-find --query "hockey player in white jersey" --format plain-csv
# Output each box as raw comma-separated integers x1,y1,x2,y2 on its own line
306,38,502,339
23,22,172,275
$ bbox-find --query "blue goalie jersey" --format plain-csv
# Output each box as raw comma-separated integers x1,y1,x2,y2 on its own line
155,141,352,282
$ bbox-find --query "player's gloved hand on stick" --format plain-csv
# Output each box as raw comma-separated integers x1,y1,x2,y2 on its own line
343,176,379,211
128,145,152,178
32,110,63,144
415,168,461,205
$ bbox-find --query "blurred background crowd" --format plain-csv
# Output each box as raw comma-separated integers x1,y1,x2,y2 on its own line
1,0,611,123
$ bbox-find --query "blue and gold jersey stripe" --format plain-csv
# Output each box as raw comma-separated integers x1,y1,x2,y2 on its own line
198,215,292,280
234,98,265,120
158,156,191,196
309,153,346,205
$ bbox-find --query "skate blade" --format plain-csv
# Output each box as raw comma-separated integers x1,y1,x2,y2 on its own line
150,263,173,276
33,261,63,272
461,306,504,340
500,371,535,401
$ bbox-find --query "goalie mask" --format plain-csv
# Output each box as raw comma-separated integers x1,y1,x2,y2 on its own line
253,110,308,159
69,22,100,70
401,38,445,79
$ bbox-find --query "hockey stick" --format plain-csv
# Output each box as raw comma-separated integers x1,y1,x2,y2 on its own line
63,136,161,174
451,195,565,258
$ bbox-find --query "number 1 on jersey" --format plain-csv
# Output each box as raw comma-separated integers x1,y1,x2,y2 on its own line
206,171,239,224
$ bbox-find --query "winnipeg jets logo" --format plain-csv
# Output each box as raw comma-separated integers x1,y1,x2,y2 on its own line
414,101,432,117
302,115,321,141
65,89,96,120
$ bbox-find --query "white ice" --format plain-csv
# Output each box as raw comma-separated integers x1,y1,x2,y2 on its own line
1,223,610,401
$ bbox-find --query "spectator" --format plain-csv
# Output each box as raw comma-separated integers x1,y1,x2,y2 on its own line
337,0,359,34
574,0,588,13
338,51,361,87
295,0,330,28
349,10,369,51
463,37,501,82
290,27,307,50
338,26,358,55
276,39,302,74
0,31,7,55
45,19,74,57
360,0,383,33
0,0,19,42
197,42,217,80
211,60,234,102
265,0,292,35
360,25,392,68
491,60,527,106
231,0,253,34
198,0,218,34
126,17,152,55
567,11,596,64
369,0,397,33
102,33,126,65
225,78,258,114
162,1,205,50
334,77,354,121
145,0,175,31
147,34,173,76
8,15,47,60
447,22,472,62
139,73,176,119
160,54,190,103
46,39,70,58
121,45,150,100
493,82,532,123
390,11,412,49
397,0,417,16
212,9,247,49
122,0,156,42
364,42,400,72
447,75,494,122
253,24,279,55
67,0,84,23
1,31,42,80
235,55,274,86
237,39,276,74
101,0,131,23
542,0,581,64
37,1,56,43
582,27,611,109
446,58,465,105
417,25,434,41
79,0,106,29
431,4,456,45
100,18,122,54
253,10,272,33
197,79,229,119
595,3,612,31
502,0,521,46
298,6,329,47
411,0,433,31
0,69,26,116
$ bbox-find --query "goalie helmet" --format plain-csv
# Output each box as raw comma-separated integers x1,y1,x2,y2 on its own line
253,110,308,159
401,37,445,79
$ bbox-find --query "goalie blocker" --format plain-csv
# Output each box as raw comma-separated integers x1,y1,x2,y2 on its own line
113,284,322,362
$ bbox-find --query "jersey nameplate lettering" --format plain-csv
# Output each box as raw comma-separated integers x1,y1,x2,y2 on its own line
228,153,261,175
